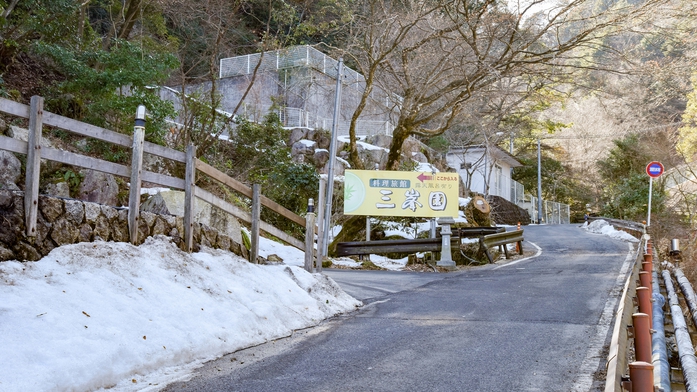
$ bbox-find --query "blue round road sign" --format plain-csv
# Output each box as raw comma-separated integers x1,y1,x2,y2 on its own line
646,161,664,178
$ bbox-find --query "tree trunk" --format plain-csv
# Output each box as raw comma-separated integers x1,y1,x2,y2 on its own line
327,215,366,257
386,125,410,170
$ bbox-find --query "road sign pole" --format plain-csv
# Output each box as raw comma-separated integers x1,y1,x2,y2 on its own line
644,161,663,228
647,177,653,227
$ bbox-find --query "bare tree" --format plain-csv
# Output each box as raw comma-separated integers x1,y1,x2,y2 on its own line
345,0,668,171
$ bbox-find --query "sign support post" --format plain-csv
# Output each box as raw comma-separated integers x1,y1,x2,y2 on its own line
645,161,664,227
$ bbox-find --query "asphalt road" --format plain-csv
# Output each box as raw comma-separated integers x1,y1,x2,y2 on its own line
162,224,635,392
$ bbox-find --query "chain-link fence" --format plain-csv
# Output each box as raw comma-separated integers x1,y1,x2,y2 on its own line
278,107,394,136
219,45,402,126
525,196,571,224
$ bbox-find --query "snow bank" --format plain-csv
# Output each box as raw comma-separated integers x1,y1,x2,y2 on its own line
583,219,640,243
0,236,360,391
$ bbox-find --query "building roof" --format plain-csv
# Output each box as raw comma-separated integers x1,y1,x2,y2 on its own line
447,145,523,168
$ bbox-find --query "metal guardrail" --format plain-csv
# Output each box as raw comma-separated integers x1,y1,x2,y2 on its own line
479,230,524,263
604,240,643,392
337,237,452,256
336,227,504,257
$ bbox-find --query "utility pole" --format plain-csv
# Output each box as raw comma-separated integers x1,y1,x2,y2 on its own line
537,137,543,224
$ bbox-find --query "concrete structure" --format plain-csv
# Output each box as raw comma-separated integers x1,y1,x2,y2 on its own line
161,45,399,137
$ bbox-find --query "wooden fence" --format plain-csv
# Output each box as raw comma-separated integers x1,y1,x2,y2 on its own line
0,96,310,261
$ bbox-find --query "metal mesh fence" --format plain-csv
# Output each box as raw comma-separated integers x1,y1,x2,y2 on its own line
526,196,570,224
278,107,394,136
219,45,401,117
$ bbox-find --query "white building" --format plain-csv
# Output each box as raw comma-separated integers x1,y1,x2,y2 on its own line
446,145,523,203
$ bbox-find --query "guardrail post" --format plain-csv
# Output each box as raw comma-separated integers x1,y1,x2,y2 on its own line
642,259,652,275
24,96,43,237
436,217,456,270
636,287,652,327
184,144,196,252
639,272,652,296
633,313,652,363
250,183,261,263
127,105,145,245
628,361,653,392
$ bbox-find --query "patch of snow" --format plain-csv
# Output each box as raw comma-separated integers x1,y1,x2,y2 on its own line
0,236,360,392
299,139,316,147
583,219,640,243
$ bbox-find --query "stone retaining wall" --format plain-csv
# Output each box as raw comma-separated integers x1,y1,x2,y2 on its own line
0,190,247,262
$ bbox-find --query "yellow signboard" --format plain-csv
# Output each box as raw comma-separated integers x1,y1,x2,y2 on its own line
343,170,460,217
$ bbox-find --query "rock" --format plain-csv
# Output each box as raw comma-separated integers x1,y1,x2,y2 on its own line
0,201,22,246
402,137,422,154
201,224,218,245
44,182,70,198
0,245,14,261
217,234,231,251
141,211,157,228
64,199,84,224
0,150,21,191
288,128,308,146
39,197,63,221
93,214,111,240
140,190,242,244
140,193,171,215
152,216,169,236
0,118,7,135
34,213,52,247
102,205,119,221
312,149,330,168
8,125,55,148
267,254,284,263
77,170,119,206
321,156,348,176
78,223,93,242
84,202,102,223
359,147,387,169
315,131,331,150
411,151,429,163
291,140,316,163
0,190,15,209
230,240,242,256
367,134,392,149
50,217,79,246
112,219,129,242
14,241,41,261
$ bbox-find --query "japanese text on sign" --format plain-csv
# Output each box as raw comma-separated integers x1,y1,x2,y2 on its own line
343,170,460,217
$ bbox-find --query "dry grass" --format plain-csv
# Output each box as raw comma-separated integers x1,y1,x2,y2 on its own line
648,212,697,283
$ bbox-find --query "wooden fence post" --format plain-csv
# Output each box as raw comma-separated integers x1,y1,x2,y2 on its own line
250,184,261,263
184,144,196,252
24,96,43,237
127,105,146,245
304,198,316,272
315,177,325,271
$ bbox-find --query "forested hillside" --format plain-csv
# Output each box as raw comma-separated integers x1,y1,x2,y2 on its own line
1,0,697,241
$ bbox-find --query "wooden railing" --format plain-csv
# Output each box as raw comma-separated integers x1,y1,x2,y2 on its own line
0,96,308,257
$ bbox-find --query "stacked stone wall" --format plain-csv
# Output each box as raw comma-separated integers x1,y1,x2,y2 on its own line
0,190,246,262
